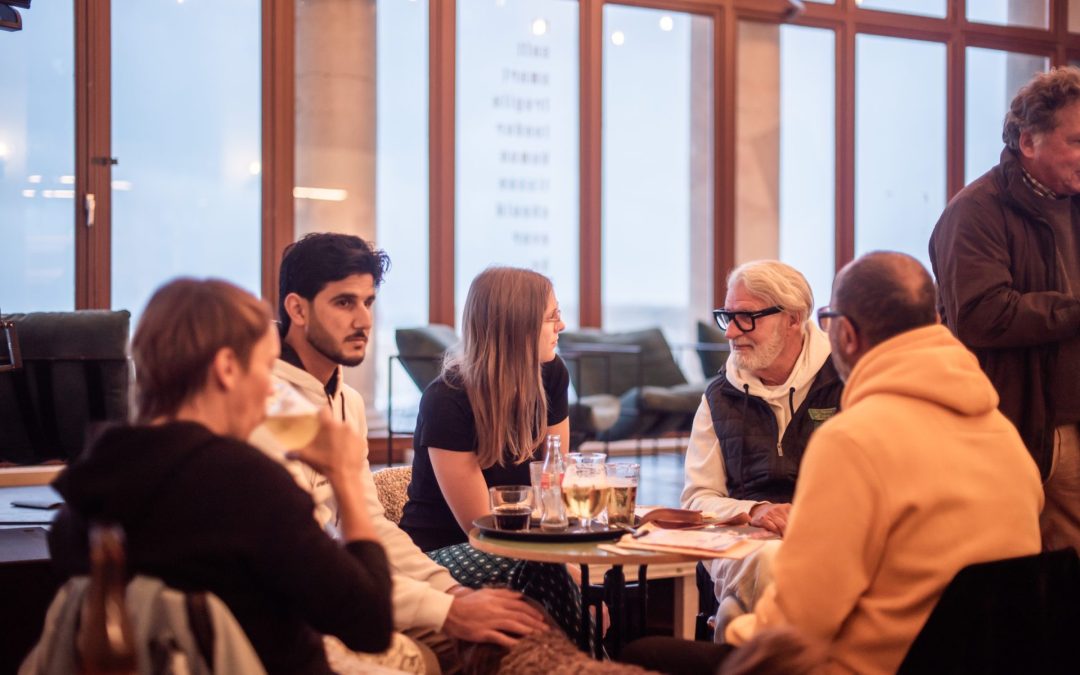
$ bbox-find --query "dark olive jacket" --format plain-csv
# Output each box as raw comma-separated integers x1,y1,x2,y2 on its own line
929,148,1080,479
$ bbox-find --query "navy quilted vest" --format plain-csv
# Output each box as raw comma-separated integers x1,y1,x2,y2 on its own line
704,359,843,503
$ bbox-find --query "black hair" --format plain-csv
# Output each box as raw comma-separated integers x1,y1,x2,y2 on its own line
277,233,391,336
834,251,936,348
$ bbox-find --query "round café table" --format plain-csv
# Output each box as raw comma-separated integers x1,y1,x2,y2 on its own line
469,528,717,658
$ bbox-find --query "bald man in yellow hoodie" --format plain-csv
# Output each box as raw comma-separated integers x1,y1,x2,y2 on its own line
725,251,1043,674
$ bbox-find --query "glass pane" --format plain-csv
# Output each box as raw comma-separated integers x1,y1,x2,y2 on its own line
1070,0,1080,33
968,0,1049,30
0,1,75,312
455,0,580,328
111,0,262,321
855,34,946,270
376,0,429,422
857,0,946,19
965,48,1048,184
735,22,835,315
602,5,713,366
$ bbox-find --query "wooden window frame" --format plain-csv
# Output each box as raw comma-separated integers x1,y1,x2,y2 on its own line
424,0,1080,328
64,0,1080,328
70,0,294,312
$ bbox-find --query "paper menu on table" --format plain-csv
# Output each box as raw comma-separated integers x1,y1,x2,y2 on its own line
617,524,768,560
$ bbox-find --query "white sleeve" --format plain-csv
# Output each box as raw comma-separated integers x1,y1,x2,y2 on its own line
356,458,459,629
680,396,764,520
252,405,458,631
350,395,458,630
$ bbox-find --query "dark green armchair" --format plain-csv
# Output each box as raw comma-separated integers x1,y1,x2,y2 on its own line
0,310,131,465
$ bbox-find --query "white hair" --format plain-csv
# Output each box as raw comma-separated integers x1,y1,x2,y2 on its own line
726,260,814,325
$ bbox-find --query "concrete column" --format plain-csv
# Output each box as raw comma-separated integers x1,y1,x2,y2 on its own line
688,15,714,380
294,0,379,415
734,22,781,266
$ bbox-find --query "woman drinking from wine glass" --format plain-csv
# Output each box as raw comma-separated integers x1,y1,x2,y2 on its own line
399,266,587,643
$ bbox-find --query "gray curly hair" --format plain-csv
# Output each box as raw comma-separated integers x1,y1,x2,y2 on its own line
1003,66,1080,151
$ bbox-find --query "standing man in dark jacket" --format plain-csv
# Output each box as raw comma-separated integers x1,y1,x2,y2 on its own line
930,66,1080,553
682,260,843,640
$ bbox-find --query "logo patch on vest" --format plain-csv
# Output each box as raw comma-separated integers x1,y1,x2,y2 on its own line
807,407,837,427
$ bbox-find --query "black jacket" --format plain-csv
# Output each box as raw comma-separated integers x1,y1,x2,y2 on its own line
49,421,392,674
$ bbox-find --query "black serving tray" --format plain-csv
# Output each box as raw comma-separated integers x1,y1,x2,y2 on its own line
473,515,629,542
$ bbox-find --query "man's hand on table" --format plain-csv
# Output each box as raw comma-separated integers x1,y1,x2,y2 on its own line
749,503,791,536
442,587,549,647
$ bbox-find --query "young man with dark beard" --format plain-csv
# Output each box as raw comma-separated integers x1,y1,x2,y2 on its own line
250,233,546,675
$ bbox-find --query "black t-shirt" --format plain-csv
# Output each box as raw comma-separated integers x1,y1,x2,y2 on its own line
400,356,570,552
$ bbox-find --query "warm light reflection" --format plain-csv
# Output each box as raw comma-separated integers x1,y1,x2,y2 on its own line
112,180,133,191
531,18,548,36
248,161,262,176
0,142,9,158
611,30,625,46
293,186,348,202
27,175,42,184
59,175,75,185
659,16,674,32
21,189,35,198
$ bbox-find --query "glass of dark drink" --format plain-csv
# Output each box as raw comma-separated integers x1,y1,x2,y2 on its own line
489,485,534,531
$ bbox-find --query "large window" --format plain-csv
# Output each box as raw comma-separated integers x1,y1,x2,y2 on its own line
455,0,580,327
111,0,262,321
855,34,946,271
7,0,1080,427
968,1,1049,29
375,0,430,417
0,1,75,313
735,22,834,310
858,0,946,19
601,5,713,348
966,48,1049,184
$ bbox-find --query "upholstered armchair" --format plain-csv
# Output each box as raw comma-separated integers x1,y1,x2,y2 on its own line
0,310,130,466
557,326,727,443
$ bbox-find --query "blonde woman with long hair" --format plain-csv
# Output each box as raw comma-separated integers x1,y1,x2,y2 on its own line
400,267,588,644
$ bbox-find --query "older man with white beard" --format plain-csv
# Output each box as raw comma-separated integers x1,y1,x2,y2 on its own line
682,260,844,641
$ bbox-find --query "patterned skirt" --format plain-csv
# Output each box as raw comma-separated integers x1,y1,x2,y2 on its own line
426,542,591,648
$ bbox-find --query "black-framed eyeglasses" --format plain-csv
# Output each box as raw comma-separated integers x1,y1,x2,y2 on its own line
816,306,856,332
713,306,783,333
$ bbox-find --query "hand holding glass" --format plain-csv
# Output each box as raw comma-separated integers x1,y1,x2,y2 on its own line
264,381,320,449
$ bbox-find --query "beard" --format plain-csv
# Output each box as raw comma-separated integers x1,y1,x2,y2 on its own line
306,311,366,368
731,323,786,374
831,350,852,382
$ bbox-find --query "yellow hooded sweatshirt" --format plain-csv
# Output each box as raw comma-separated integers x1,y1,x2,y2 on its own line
726,324,1043,674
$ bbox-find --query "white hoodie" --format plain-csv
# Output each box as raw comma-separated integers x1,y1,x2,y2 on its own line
249,359,457,632
681,323,834,520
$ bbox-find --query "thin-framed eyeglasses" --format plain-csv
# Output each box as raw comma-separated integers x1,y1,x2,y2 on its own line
544,307,562,324
816,306,857,332
712,306,783,332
